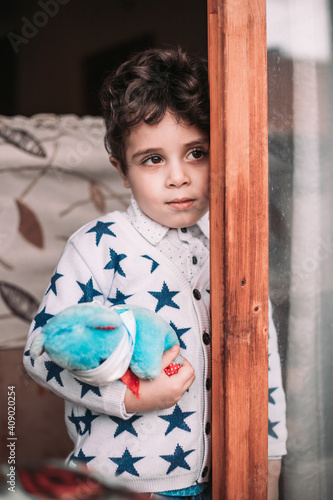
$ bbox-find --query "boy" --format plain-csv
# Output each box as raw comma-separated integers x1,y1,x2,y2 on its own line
24,48,286,499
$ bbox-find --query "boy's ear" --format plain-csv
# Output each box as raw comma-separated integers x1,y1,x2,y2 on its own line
109,156,131,189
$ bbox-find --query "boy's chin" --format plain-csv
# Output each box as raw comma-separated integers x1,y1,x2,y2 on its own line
156,211,208,229
138,202,209,229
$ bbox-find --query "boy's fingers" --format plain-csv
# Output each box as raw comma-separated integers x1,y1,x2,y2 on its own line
178,358,195,381
167,356,195,386
161,344,180,368
162,347,195,389
183,372,195,391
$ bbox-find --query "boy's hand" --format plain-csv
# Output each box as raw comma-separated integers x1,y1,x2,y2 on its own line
124,344,195,413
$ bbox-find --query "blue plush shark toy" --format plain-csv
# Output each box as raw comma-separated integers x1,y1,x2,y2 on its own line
30,302,183,397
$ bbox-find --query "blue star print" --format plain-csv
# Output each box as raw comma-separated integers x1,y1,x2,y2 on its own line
104,248,127,277
109,448,144,477
160,444,194,474
109,415,142,438
75,379,101,398
269,387,278,405
24,349,34,367
108,289,133,306
71,448,95,464
86,221,116,246
77,277,103,303
32,307,54,331
269,419,279,439
159,404,195,435
170,321,190,350
45,272,63,296
141,254,159,273
68,409,98,435
45,361,64,386
148,282,180,313
68,410,82,435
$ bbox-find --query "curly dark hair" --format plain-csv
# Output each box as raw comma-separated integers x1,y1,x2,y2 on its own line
99,47,210,173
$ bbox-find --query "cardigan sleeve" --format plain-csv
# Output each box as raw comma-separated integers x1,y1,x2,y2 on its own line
23,238,133,420
268,301,288,457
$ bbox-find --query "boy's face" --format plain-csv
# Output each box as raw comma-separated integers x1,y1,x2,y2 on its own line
111,111,209,228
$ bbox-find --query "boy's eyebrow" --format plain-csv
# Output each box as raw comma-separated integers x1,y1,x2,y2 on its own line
131,148,161,160
184,139,210,148
131,139,209,160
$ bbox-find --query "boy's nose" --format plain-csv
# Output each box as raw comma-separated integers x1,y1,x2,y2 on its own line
166,162,190,188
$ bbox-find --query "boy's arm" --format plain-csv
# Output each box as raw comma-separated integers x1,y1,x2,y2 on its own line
23,240,130,419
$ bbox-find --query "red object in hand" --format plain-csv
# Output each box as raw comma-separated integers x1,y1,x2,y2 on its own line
121,363,181,400
164,362,181,377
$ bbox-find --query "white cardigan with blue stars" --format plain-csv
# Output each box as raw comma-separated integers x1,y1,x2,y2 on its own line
23,208,287,494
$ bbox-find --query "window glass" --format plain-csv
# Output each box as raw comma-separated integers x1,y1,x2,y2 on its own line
267,0,333,498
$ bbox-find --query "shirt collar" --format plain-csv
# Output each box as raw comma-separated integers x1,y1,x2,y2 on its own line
197,211,209,239
127,197,169,245
127,196,210,245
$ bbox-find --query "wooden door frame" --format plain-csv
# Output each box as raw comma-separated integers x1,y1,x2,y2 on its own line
208,1,269,498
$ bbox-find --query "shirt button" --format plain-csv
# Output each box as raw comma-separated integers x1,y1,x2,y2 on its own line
202,332,210,345
181,227,187,233
202,466,209,478
193,289,201,300
192,256,198,265
206,378,212,390
205,422,211,435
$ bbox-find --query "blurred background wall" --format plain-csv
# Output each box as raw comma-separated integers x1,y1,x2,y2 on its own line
0,0,207,117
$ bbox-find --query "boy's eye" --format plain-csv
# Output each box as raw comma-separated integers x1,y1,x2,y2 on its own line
144,155,163,165
188,149,208,160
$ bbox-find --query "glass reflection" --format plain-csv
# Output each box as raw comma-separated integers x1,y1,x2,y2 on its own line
267,0,333,498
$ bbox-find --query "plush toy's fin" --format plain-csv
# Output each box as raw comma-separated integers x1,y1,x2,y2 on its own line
120,369,140,399
30,333,47,359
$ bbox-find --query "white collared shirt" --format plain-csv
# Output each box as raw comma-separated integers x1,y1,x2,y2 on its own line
126,197,209,285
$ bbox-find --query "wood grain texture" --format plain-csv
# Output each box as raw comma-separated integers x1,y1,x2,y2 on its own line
208,0,269,498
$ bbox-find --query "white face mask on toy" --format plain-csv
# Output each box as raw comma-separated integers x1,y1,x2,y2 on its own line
72,307,136,386
30,302,182,398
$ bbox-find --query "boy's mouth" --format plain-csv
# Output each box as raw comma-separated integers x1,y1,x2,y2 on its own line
166,198,195,209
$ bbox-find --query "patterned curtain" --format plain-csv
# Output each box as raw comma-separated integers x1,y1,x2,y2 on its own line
0,114,130,348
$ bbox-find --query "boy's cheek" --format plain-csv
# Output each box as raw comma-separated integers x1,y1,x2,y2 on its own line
109,156,130,188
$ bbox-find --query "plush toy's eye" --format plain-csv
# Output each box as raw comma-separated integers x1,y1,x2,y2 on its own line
92,325,117,330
